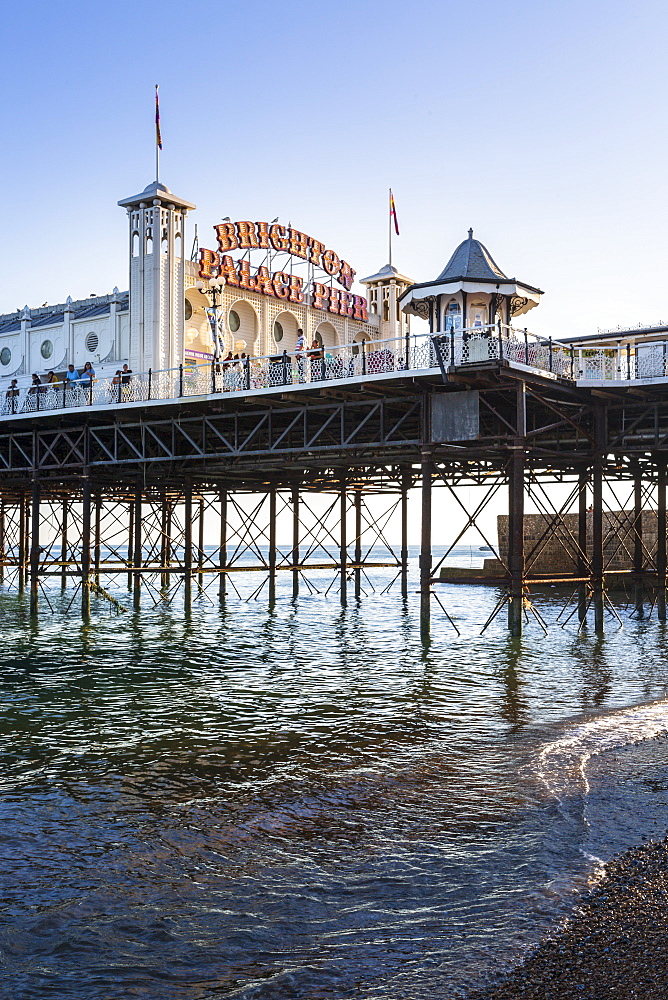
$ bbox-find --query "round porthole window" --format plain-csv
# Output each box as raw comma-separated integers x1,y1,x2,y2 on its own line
85,332,99,353
229,309,240,333
0,347,11,367
40,339,53,360
184,299,193,321
274,320,284,343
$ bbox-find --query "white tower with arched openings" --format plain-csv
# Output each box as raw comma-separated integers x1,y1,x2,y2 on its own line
118,181,196,372
359,263,413,342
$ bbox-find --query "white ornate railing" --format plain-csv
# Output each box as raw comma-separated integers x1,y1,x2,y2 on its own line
3,328,668,418
0,334,437,418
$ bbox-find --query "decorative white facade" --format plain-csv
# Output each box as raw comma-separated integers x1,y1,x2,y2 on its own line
0,291,129,384
0,177,398,389
182,263,382,362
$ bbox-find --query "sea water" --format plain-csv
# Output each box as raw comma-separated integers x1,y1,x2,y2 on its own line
1,546,668,999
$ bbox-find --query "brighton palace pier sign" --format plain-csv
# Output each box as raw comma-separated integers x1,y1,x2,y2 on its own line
199,221,369,321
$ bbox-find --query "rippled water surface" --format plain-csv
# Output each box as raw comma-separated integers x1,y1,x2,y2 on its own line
2,549,668,999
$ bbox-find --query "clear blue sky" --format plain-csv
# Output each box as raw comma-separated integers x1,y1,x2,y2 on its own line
1,0,667,339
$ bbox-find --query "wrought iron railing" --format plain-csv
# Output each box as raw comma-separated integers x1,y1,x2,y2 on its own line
0,334,437,417
3,326,668,418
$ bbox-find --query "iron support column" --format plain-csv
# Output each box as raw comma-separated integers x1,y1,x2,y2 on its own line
160,494,169,590
508,385,526,636
219,490,227,603
354,489,362,599
291,486,299,599
578,469,588,624
81,477,92,618
592,456,604,633
340,480,347,606
268,487,277,604
61,498,68,590
592,407,605,633
132,487,142,611
29,480,40,615
401,472,409,599
658,463,666,621
184,485,193,608
420,452,432,627
633,467,644,617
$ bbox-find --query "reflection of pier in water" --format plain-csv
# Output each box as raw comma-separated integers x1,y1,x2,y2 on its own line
2,328,668,635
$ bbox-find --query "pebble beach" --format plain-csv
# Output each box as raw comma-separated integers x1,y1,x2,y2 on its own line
469,835,668,999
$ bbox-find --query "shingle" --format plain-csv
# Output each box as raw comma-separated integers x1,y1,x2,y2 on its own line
437,230,508,282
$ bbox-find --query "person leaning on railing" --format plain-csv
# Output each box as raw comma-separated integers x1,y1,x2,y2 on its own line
120,364,133,400
309,339,324,381
79,361,96,386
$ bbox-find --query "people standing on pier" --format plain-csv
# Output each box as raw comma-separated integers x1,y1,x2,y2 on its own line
45,371,60,389
79,361,96,385
66,364,79,385
4,379,19,413
295,329,306,382
121,364,132,401
309,338,324,381
25,374,43,411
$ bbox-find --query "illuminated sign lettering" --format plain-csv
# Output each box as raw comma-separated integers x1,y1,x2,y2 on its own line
208,221,356,291
198,249,368,322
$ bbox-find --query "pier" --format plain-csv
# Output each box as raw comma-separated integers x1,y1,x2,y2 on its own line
2,325,668,635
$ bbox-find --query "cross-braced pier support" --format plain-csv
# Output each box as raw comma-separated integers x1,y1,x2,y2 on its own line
4,422,668,636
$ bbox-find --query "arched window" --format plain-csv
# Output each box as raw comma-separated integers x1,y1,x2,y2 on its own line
445,300,461,332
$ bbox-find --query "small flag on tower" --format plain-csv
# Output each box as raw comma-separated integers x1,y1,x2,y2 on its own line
155,85,162,150
389,189,399,236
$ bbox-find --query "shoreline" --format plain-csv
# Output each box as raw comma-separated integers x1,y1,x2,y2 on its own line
466,834,668,999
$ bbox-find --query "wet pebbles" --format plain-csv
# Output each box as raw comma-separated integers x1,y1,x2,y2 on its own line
468,836,668,998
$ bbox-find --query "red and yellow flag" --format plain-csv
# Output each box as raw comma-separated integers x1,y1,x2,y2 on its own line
389,189,399,236
155,85,163,150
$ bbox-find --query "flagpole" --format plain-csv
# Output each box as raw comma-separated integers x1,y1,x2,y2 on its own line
155,85,161,183
388,188,392,266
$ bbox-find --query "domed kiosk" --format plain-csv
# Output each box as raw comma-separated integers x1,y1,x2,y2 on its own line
399,229,542,333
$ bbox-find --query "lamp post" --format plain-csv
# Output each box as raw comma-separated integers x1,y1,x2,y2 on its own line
195,275,226,361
